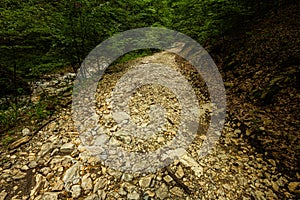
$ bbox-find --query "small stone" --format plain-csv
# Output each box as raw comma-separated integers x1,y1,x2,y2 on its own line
223,184,231,190
11,195,20,200
2,162,11,169
145,190,155,197
21,165,29,171
127,191,140,200
37,143,55,159
156,183,168,199
94,134,109,146
163,175,173,183
63,162,81,191
156,175,162,181
272,182,279,192
87,156,100,165
22,128,31,136
81,174,93,193
259,127,265,131
13,170,26,180
71,185,81,198
30,174,44,197
22,195,29,200
118,187,127,196
121,173,133,182
93,177,108,192
28,161,38,169
175,165,184,179
112,111,130,123
180,154,203,177
40,167,51,176
109,137,121,146
107,168,122,179
288,182,299,192
139,176,152,188
60,143,75,154
42,192,58,200
170,187,184,197
0,190,8,200
254,191,265,200
79,152,90,163
52,179,64,191
84,194,99,200
268,159,276,167
117,135,132,144
234,129,241,134
157,137,165,143
246,129,252,136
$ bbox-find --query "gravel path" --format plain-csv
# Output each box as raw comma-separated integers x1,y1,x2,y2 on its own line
0,52,298,199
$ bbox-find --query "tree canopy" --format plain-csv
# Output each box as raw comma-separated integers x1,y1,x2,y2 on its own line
0,0,295,97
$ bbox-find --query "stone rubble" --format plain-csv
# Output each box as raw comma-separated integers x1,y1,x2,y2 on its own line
0,52,298,199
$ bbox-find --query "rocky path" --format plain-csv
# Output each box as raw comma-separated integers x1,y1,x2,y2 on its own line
0,52,298,200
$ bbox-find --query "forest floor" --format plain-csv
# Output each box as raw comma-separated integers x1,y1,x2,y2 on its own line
0,4,299,200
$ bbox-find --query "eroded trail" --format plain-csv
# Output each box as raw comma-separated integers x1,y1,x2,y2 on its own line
0,52,296,200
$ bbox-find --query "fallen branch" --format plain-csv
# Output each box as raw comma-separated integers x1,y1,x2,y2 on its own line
165,166,192,195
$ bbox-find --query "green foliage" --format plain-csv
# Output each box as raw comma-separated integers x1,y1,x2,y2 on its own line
0,0,283,100
113,49,158,65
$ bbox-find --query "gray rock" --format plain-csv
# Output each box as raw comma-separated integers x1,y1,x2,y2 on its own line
30,174,45,197
42,192,59,200
81,174,93,193
60,143,75,153
163,175,173,183
122,173,133,182
94,134,109,146
112,111,130,123
107,168,122,179
118,187,127,196
156,183,169,199
139,176,152,188
21,165,29,171
63,162,82,191
93,177,108,192
37,143,55,159
109,137,121,146
170,187,184,197
22,128,31,136
28,161,38,169
71,185,81,198
127,191,140,200
79,152,91,163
